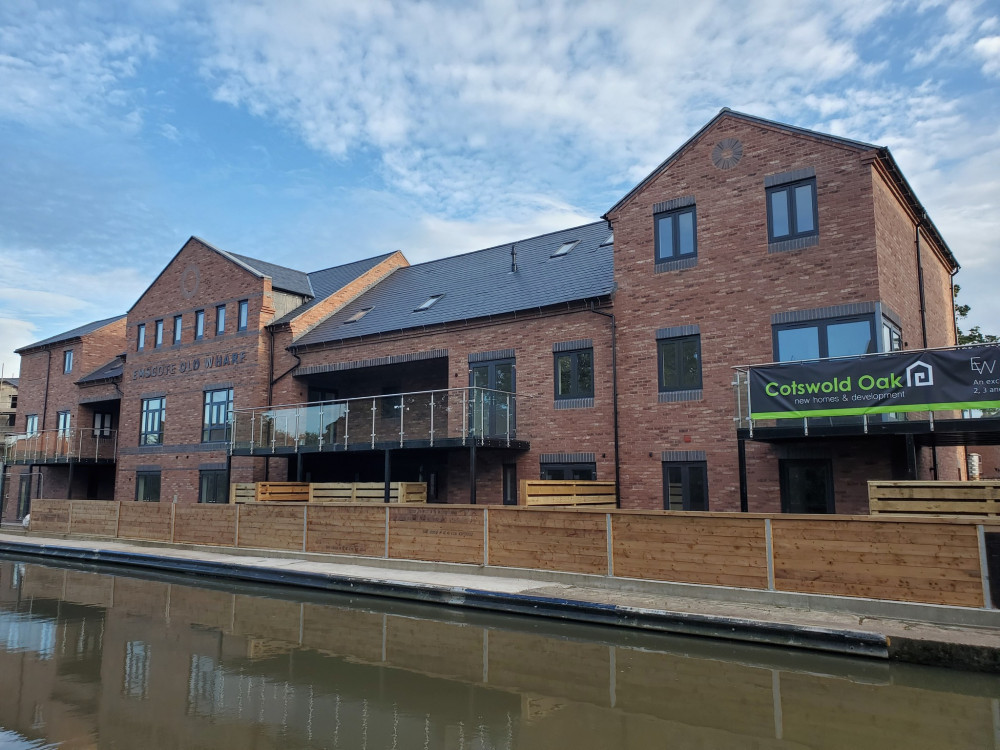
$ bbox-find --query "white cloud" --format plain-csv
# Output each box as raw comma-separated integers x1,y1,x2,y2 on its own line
974,36,1000,76
0,317,37,376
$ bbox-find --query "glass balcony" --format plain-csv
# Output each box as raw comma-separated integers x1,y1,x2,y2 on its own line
4,429,118,464
231,387,526,454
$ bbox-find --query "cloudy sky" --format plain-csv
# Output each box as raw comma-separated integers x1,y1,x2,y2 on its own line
1,0,998,375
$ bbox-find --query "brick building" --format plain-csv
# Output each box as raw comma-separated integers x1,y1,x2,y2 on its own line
6,109,994,520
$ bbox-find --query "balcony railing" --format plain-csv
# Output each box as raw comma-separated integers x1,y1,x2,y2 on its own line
4,429,118,464
232,387,526,454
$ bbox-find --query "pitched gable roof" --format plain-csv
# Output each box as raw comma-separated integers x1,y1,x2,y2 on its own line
228,253,314,297
604,107,956,271
15,315,126,354
293,222,614,348
77,355,125,385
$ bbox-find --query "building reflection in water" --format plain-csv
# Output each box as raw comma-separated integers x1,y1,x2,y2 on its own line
0,557,998,750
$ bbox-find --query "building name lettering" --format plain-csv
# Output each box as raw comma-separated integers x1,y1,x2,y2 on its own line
132,351,247,381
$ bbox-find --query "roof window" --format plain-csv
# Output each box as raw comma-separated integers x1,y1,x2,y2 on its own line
344,307,373,324
550,240,579,258
600,232,614,246
414,294,443,312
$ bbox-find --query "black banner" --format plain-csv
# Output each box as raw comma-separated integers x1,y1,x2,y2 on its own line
748,345,1000,419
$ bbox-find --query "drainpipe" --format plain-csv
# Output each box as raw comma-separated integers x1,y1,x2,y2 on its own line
588,305,621,508
41,350,51,429
915,221,938,479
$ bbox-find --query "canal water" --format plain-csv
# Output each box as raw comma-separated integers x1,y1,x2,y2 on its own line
0,557,997,749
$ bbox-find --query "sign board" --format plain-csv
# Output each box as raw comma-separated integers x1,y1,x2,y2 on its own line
748,345,1000,420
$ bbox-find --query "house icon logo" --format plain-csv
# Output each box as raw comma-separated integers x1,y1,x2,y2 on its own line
905,361,934,387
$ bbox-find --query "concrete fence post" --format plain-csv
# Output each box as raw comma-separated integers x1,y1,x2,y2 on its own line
384,506,390,558
302,504,308,553
483,508,489,566
170,504,176,544
234,504,241,548
765,519,775,591
114,502,122,539
978,524,993,609
606,513,614,577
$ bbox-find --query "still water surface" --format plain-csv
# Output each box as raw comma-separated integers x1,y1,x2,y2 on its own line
0,556,997,749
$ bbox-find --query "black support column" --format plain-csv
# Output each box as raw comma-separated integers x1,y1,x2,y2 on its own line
384,449,392,503
66,462,74,500
469,442,477,505
905,434,918,480
737,438,748,512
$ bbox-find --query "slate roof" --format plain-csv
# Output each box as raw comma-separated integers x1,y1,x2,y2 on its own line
272,252,399,326
0,378,17,388
16,315,126,354
227,253,314,297
77,356,125,385
293,222,614,348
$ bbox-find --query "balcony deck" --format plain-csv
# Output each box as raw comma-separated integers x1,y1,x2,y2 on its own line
231,387,530,456
4,429,118,465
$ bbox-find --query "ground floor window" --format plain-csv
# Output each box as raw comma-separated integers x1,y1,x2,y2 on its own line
135,472,161,502
779,459,834,513
662,461,708,510
199,470,229,504
540,462,596,480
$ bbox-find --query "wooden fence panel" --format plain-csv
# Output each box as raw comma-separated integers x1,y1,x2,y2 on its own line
28,499,70,533
237,504,305,551
521,480,617,507
309,482,427,503
869,480,1000,516
771,519,984,607
257,482,310,502
230,483,256,503
306,505,385,556
489,508,607,574
172,505,237,546
612,514,768,589
69,500,118,537
117,502,172,542
389,506,484,564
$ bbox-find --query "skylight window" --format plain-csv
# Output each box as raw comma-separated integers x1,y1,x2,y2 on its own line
550,240,579,258
414,294,443,312
344,307,373,324
601,232,614,246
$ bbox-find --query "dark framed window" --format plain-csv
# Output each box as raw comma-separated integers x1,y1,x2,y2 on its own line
882,319,902,352
773,315,876,362
767,178,817,242
199,470,229,504
654,206,697,262
63,349,73,373
215,305,226,335
173,315,183,344
25,414,38,435
154,320,164,348
540,462,596,480
56,410,71,435
657,335,702,392
135,472,161,502
93,412,113,437
663,461,708,510
137,323,146,351
237,300,248,331
140,398,165,446
195,310,205,340
554,349,594,400
779,459,834,513
202,388,233,442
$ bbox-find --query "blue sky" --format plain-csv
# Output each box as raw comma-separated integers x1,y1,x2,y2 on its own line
1,0,998,375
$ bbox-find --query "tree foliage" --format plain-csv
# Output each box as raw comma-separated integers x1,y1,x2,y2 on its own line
955,284,998,345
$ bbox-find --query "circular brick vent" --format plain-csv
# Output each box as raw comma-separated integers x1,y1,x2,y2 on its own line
711,138,743,170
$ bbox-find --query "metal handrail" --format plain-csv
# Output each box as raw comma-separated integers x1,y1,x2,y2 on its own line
4,428,119,464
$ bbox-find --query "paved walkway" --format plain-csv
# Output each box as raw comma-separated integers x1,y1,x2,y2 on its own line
2,530,998,671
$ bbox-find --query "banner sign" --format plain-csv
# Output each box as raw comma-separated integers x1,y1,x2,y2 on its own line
748,345,1000,420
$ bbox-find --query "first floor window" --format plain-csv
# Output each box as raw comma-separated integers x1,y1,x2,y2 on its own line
154,320,164,348
215,304,226,335
135,472,161,503
554,348,594,400
173,315,183,344
202,388,233,442
767,178,817,242
195,310,205,339
63,349,73,373
140,398,165,445
93,412,113,437
658,334,702,391
774,315,876,362
25,414,38,435
56,411,71,435
199,470,229,504
137,324,146,351
663,461,708,511
540,462,596,480
655,205,697,262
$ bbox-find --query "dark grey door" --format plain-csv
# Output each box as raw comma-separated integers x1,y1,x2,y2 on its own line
470,359,515,438
780,459,834,513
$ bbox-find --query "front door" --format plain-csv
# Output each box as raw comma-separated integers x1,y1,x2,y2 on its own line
470,359,515,438
780,459,834,513
17,474,33,519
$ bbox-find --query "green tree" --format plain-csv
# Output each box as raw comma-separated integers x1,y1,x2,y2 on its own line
955,284,998,344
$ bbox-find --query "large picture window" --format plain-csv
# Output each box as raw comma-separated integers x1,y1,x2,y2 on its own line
202,388,233,442
767,178,817,242
554,349,594,400
199,470,229,504
657,334,702,392
654,206,697,262
773,315,876,362
140,398,165,445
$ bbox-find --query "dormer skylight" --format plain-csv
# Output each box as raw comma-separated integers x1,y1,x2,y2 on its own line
551,240,579,258
414,294,443,312
601,232,614,246
344,306,373,324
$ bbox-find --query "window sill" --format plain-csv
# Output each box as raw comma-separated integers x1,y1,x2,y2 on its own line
658,389,703,403
768,234,819,253
654,257,697,273
554,397,595,410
